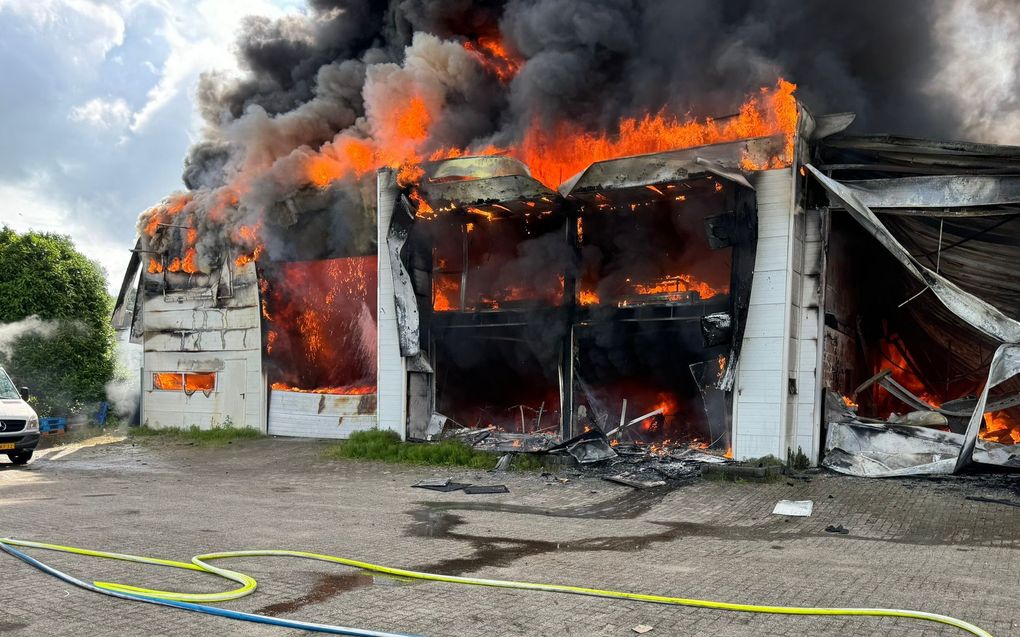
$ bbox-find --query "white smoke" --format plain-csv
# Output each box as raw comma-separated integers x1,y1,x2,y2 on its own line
105,333,141,419
104,378,138,419
0,316,58,357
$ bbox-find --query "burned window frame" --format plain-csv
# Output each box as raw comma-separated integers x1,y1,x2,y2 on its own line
151,371,217,393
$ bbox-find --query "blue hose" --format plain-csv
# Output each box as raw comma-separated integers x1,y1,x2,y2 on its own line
0,541,420,637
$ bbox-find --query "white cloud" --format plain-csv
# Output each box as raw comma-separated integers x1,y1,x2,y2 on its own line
0,0,126,65
0,178,129,286
129,0,297,132
69,97,132,129
0,0,307,292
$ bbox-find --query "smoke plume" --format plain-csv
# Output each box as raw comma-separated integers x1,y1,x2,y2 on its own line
0,316,58,358
136,0,1020,268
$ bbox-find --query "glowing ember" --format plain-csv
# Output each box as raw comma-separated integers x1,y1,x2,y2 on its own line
463,36,521,84
842,394,859,410
270,382,375,396
578,289,600,305
632,273,727,301
432,274,460,312
980,411,1020,445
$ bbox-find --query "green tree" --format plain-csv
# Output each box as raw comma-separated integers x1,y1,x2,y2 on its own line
0,227,115,416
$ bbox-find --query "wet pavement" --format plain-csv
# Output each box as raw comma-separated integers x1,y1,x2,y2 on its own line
1,434,1019,636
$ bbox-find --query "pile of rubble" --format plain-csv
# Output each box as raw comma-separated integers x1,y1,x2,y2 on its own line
438,421,731,489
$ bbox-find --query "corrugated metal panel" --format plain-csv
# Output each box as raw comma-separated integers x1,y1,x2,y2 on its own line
266,390,377,439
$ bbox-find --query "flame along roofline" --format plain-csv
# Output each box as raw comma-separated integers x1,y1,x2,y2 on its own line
421,99,826,202
416,135,781,214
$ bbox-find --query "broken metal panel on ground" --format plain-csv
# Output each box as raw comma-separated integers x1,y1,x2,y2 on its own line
823,419,1020,478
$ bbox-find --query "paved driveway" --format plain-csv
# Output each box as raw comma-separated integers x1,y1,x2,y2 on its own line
0,435,1017,636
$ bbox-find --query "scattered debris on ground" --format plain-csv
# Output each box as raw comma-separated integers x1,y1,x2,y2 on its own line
462,485,509,494
824,524,849,534
411,478,509,494
604,474,667,490
437,419,734,489
964,495,1020,508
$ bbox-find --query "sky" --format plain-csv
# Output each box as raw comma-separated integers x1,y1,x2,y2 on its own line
0,0,304,292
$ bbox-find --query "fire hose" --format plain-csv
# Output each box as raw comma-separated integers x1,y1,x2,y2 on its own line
0,537,993,637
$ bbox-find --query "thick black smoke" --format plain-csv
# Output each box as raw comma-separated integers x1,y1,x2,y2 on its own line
187,0,1015,186
142,0,1017,267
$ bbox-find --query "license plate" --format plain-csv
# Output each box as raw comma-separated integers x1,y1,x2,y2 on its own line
0,443,14,451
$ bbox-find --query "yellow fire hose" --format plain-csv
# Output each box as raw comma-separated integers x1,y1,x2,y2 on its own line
0,537,993,636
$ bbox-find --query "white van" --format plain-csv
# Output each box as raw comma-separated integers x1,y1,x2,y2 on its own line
0,366,39,465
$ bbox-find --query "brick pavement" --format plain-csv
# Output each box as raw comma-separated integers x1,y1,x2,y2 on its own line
0,435,1018,636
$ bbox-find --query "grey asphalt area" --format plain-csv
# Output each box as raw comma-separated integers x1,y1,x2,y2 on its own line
0,433,1018,637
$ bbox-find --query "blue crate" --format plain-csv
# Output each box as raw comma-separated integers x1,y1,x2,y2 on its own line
39,418,66,434
95,402,109,426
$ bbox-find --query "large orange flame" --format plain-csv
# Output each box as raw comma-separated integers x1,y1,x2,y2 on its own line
262,257,378,395
304,94,436,189
304,76,798,195
463,36,521,84
980,411,1020,445
515,79,798,188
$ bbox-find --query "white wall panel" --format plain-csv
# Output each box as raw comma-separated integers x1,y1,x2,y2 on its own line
376,169,406,438
140,262,265,432
267,389,377,439
732,168,794,460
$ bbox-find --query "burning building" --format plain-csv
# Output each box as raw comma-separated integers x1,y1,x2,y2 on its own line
110,3,1020,474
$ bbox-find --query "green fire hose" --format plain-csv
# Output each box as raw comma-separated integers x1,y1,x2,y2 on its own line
0,537,993,636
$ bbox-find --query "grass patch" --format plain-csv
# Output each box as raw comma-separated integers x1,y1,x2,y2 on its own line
702,455,786,483
130,425,262,446
786,446,811,471
325,429,543,470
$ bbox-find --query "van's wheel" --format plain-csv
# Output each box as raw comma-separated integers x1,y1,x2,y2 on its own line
7,451,32,465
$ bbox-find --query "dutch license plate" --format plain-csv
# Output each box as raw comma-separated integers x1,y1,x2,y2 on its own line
0,443,15,451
